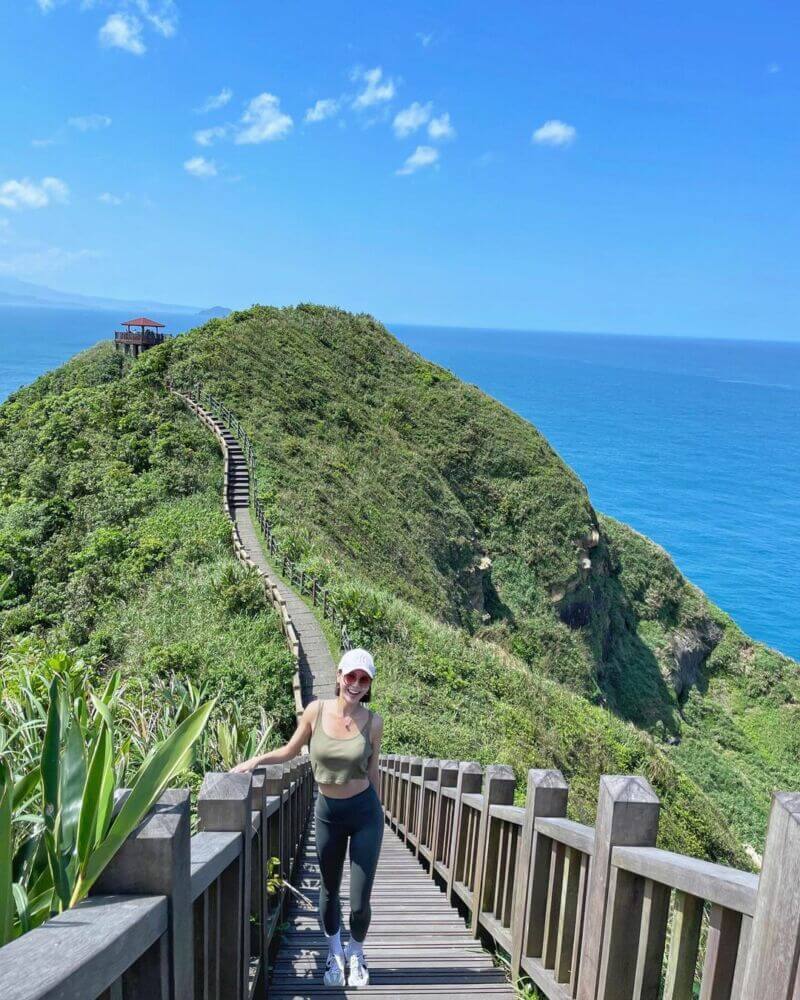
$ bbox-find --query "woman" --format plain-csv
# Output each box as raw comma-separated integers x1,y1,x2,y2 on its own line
233,647,384,988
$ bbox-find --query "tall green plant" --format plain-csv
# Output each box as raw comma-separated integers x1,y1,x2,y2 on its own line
0,670,214,939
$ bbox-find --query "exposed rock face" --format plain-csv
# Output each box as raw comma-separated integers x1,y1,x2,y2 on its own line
670,620,724,698
463,555,493,615
549,524,602,604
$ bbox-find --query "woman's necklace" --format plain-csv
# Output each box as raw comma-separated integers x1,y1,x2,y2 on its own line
335,703,356,730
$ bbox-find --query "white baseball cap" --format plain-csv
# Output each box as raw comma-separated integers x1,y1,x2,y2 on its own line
338,648,376,679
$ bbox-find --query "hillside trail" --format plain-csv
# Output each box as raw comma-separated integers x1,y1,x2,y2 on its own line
188,392,515,998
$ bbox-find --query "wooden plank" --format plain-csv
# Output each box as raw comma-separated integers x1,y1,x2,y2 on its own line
612,845,758,916
190,832,241,900
490,804,525,826
542,840,566,970
272,799,515,998
569,850,590,996
632,877,670,1000
663,890,703,1000
699,904,742,1000
0,895,167,1000
535,817,595,856
729,914,751,1000
554,846,580,985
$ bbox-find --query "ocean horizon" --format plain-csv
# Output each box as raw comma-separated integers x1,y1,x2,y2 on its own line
1,304,798,660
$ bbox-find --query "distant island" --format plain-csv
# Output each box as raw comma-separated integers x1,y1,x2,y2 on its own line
0,275,230,318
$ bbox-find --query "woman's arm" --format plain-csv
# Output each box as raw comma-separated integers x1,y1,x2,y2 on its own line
367,713,384,793
231,700,319,774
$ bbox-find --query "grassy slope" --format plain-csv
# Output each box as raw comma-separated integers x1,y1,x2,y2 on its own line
0,342,295,732
3,306,796,862
145,303,795,860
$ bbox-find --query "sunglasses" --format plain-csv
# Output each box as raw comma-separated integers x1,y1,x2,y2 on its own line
341,671,372,686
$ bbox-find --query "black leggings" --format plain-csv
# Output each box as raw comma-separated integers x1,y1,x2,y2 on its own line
315,785,384,942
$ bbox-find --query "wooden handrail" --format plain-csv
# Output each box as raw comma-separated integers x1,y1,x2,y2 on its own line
378,753,800,1000
0,761,314,1000
170,375,351,655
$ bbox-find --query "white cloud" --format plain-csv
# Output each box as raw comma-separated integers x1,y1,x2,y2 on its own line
194,125,228,146
68,114,112,131
767,62,781,74
98,192,125,205
136,0,178,37
235,93,293,144
417,31,434,48
0,177,69,210
532,119,576,147
36,0,57,10
304,98,340,123
393,101,432,138
32,137,58,148
197,87,233,113
183,156,217,178
99,13,146,55
428,112,455,141
396,145,439,176
351,67,396,109
0,245,99,277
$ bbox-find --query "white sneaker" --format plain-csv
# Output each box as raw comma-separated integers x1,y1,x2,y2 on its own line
323,953,345,986
345,945,369,988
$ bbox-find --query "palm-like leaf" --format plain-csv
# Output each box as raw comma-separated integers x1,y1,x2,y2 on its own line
71,698,215,905
0,758,14,946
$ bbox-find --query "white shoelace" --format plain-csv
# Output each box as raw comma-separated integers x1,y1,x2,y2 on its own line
324,953,345,985
347,946,369,986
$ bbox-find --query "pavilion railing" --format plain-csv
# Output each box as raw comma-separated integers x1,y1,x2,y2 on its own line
0,761,313,1000
115,331,169,345
379,754,800,1000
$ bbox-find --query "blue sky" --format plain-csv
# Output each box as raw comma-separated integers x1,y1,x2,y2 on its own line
2,1,798,338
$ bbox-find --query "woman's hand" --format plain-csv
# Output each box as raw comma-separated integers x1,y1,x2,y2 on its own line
231,756,261,774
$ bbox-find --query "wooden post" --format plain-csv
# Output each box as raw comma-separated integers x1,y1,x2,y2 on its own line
250,772,267,985
433,761,459,869
261,764,285,928
447,762,483,904
576,775,660,1000
509,769,569,982
740,791,800,998
396,756,412,834
471,765,516,936
406,758,423,844
197,772,253,1000
381,755,395,819
94,789,192,1000
417,759,441,859
388,756,400,827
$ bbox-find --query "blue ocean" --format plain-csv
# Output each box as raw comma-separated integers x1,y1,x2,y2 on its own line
1,306,798,660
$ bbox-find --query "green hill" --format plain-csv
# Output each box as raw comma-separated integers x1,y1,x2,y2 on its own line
2,304,798,864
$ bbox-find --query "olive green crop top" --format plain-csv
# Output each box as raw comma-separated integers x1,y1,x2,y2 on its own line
309,701,373,785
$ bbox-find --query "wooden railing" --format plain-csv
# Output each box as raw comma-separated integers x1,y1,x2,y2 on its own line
174,377,351,643
379,754,800,1000
0,760,313,1000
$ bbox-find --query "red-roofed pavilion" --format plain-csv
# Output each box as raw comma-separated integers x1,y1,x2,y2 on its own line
114,317,168,357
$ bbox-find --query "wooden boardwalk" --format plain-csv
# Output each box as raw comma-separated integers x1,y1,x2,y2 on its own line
270,822,513,998
218,421,338,702
194,395,514,997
